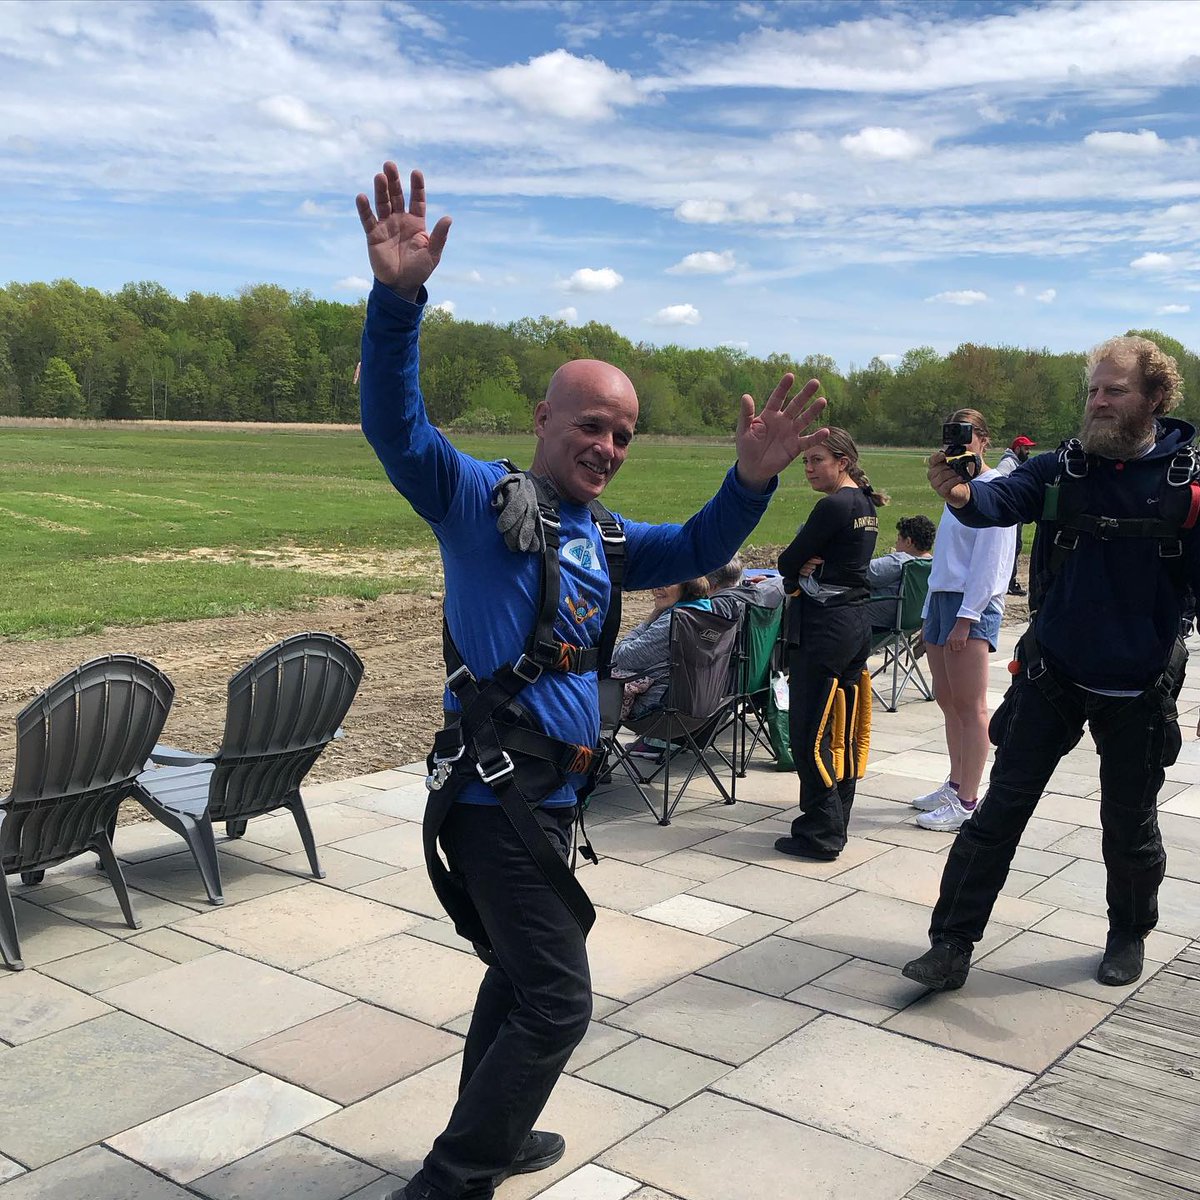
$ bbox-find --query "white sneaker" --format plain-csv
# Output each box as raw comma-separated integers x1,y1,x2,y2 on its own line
911,781,956,812
915,794,977,831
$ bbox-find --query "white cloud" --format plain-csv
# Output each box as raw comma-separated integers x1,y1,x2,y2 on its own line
431,300,456,315
561,267,624,293
662,3,1200,94
667,250,737,275
1157,304,1190,315
1036,288,1057,303
1131,252,1173,271
333,275,371,292
786,131,822,152
841,127,928,160
675,194,817,227
675,199,730,224
879,354,901,363
721,339,750,350
1013,284,1027,296
1083,129,1164,154
489,50,637,121
927,290,989,306
555,306,578,322
650,304,702,326
257,94,332,135
299,199,340,218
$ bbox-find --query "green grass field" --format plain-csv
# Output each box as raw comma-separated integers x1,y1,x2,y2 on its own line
0,423,948,639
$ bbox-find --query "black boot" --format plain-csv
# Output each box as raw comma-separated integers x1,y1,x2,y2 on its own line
774,835,840,861
902,942,972,990
494,1130,566,1185
1097,932,1145,986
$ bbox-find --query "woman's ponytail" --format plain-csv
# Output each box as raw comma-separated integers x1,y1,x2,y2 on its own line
824,427,890,508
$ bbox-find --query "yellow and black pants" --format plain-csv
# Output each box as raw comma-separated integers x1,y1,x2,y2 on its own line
786,602,872,857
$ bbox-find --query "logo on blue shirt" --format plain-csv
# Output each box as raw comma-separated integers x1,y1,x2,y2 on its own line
562,537,601,572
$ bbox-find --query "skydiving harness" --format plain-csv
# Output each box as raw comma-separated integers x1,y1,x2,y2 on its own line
422,465,626,949
1014,437,1198,720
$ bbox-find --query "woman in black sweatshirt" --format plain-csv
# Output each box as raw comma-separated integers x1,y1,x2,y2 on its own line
775,428,888,860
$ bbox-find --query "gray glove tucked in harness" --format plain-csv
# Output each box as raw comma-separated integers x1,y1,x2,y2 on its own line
492,471,543,553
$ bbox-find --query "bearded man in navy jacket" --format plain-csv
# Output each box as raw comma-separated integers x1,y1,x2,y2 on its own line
356,164,831,1200
904,335,1197,993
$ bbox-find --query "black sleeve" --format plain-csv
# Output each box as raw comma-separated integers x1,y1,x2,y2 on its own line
778,494,847,579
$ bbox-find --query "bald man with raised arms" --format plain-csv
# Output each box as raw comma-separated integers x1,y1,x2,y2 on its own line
356,163,829,1200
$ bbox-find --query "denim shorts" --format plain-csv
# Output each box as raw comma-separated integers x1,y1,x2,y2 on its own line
923,591,1002,652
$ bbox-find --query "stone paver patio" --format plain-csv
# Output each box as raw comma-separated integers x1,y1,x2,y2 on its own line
2,626,1199,1198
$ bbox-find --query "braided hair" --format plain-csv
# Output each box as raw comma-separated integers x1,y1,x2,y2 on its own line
823,427,890,508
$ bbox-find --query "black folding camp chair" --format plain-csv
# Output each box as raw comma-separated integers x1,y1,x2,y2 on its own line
0,655,174,970
134,632,363,905
601,607,741,825
870,558,934,712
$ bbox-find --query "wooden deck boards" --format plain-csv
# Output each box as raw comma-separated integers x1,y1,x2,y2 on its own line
906,941,1200,1200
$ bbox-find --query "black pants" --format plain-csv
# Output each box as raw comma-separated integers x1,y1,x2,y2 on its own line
1009,524,1024,590
787,603,870,856
418,803,592,1200
931,673,1173,950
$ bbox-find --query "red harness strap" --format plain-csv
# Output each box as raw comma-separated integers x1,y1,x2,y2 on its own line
1184,482,1200,531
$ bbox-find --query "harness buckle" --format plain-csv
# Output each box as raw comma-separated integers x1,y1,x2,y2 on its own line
1094,517,1121,541
597,523,625,546
1062,439,1088,479
426,745,465,792
1167,449,1196,487
476,751,515,785
512,654,543,684
1160,539,1184,559
1053,528,1079,550
446,664,474,693
1027,659,1047,681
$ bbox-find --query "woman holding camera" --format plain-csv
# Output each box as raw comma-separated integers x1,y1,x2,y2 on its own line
775,429,889,861
911,408,1015,832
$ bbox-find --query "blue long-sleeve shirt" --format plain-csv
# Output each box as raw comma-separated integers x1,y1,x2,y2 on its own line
361,280,775,804
951,417,1200,690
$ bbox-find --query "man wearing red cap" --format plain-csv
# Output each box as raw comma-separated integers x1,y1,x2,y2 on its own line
996,435,1036,594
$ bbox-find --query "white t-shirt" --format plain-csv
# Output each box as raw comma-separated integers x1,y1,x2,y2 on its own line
923,466,1017,622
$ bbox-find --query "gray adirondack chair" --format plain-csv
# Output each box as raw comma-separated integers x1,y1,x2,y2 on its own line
133,632,363,905
0,655,175,970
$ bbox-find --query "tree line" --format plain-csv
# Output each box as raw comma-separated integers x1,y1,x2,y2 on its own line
2,279,1196,445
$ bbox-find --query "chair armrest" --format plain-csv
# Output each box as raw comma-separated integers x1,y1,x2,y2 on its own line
148,743,216,767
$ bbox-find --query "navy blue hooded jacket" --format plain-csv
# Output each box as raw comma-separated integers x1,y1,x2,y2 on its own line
950,417,1200,691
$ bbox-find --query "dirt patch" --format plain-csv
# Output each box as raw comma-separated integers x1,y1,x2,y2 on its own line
116,543,441,580
0,506,89,535
0,588,656,825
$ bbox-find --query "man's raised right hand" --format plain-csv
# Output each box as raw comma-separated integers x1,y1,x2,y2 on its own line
928,451,972,508
356,164,452,303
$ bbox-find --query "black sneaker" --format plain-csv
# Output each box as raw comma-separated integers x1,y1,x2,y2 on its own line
1007,582,1026,596
902,942,972,990
1097,932,1145,986
494,1130,566,1185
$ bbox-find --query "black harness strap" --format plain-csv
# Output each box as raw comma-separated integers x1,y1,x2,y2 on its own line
422,467,625,949
1019,437,1197,719
1034,439,1200,608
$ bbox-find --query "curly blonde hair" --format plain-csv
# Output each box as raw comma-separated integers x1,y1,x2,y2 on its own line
1087,336,1184,414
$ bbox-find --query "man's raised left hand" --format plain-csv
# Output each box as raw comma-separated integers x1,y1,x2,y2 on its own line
735,374,829,493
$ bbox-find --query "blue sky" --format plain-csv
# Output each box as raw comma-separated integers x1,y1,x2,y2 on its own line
1,0,1197,369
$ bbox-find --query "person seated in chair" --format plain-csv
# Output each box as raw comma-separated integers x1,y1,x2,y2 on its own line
708,555,787,618
612,577,712,758
863,515,936,632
